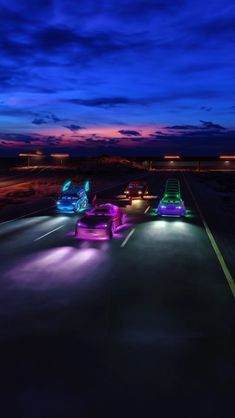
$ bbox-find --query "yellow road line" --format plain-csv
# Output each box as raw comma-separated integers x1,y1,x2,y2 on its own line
144,205,150,214
183,173,235,298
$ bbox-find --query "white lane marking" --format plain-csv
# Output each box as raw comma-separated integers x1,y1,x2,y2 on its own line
121,228,135,248
144,205,150,214
183,173,235,299
0,205,56,226
34,225,65,242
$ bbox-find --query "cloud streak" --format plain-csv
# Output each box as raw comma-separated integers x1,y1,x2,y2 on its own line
64,124,84,132
118,130,141,136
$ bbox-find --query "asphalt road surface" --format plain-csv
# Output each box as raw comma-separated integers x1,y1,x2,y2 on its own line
0,167,46,189
0,171,234,418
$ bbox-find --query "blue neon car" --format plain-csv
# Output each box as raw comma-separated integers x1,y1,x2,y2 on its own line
56,180,89,213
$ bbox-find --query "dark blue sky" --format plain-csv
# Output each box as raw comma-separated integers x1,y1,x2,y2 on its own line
0,0,235,155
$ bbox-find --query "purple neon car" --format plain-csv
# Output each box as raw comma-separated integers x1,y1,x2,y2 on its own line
75,203,126,239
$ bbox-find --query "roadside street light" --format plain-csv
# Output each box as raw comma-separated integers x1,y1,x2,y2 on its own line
219,156,235,160
164,155,181,159
51,153,70,165
18,153,41,167
164,155,180,167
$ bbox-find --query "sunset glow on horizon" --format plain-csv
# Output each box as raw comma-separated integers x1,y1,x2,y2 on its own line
0,0,234,156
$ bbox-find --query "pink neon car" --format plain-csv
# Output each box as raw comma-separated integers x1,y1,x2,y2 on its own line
75,203,126,239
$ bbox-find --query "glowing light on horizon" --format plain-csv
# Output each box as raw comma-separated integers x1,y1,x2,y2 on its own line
164,155,181,159
219,156,235,159
51,153,70,158
19,153,41,157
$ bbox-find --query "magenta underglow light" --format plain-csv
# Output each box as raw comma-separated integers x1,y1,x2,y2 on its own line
75,203,128,240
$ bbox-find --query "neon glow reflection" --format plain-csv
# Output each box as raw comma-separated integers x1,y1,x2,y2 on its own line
4,246,107,289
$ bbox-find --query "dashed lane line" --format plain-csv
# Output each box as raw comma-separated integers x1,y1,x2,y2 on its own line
144,205,150,214
34,225,65,242
121,228,135,248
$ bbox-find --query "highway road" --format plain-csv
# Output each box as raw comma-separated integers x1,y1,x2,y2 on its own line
0,171,234,418
0,167,46,189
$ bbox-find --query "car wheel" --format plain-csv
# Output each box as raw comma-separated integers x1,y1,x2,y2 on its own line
108,222,115,239
120,213,126,225
108,227,113,239
75,205,80,213
112,222,116,234
82,199,87,209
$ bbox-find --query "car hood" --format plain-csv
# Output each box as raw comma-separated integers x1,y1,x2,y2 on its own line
78,215,112,227
127,188,143,193
58,200,76,205
58,197,78,202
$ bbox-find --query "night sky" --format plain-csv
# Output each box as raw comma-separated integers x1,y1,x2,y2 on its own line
0,0,235,156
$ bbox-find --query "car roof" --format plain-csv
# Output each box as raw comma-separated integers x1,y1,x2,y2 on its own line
128,181,146,186
92,204,119,214
94,203,115,210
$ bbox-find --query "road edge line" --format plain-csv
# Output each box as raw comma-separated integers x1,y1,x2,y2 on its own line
183,173,235,298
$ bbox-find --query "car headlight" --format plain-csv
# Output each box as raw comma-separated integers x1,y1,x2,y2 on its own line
125,190,129,194
77,222,86,227
138,190,142,194
95,223,108,228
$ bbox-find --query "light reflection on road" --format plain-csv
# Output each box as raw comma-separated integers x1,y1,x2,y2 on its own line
3,245,108,289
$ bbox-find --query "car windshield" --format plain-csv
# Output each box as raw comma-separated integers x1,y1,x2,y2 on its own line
62,194,78,199
163,198,181,204
128,184,144,189
94,208,110,214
